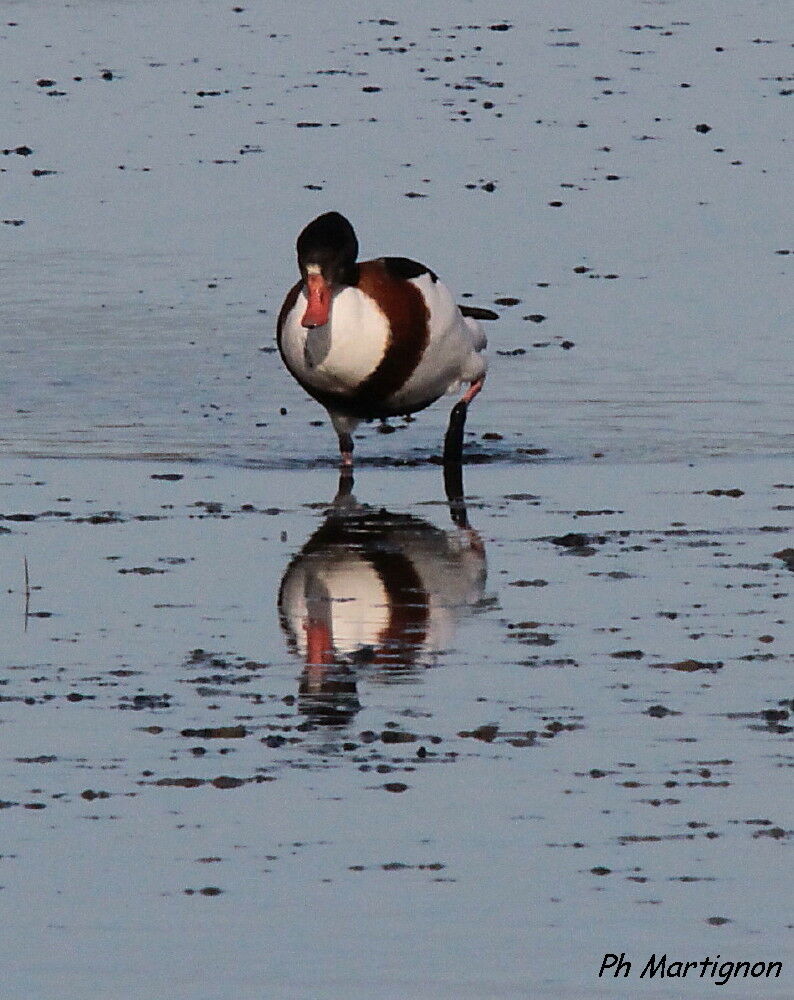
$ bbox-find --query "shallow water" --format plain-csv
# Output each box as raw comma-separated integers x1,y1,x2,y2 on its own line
1,456,791,999
1,2,792,998
2,0,792,466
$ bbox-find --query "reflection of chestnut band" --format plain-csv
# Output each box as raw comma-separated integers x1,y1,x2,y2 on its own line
361,548,429,668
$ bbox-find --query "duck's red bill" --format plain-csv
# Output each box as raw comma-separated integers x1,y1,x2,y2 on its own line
301,273,331,328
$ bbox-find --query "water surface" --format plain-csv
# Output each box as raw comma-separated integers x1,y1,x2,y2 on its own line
2,0,791,466
1,2,792,998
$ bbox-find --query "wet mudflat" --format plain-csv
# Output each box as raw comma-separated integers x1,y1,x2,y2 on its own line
0,456,791,1000
1,0,792,997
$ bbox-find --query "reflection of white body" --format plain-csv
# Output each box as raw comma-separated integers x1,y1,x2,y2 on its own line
278,510,487,672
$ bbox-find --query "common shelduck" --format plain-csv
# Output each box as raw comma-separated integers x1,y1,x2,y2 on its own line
277,212,487,468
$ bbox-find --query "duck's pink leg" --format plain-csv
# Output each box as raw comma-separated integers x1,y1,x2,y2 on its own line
461,374,485,406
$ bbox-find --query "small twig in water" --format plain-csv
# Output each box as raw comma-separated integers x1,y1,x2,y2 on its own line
24,555,31,630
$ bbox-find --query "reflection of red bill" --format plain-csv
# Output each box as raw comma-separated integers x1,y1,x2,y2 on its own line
304,617,334,668
301,272,331,328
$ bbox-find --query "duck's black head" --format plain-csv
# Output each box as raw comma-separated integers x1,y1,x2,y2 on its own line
296,212,359,286
296,212,359,328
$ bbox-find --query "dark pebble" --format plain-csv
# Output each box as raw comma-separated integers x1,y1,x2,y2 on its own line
752,826,790,840
381,730,416,744
654,659,722,672
181,725,247,739
552,532,589,548
127,694,171,710
212,776,245,789
773,547,794,570
460,724,499,742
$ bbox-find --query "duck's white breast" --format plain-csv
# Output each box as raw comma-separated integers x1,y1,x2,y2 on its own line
280,286,390,396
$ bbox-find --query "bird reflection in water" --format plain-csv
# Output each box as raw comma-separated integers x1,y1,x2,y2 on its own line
278,468,487,726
